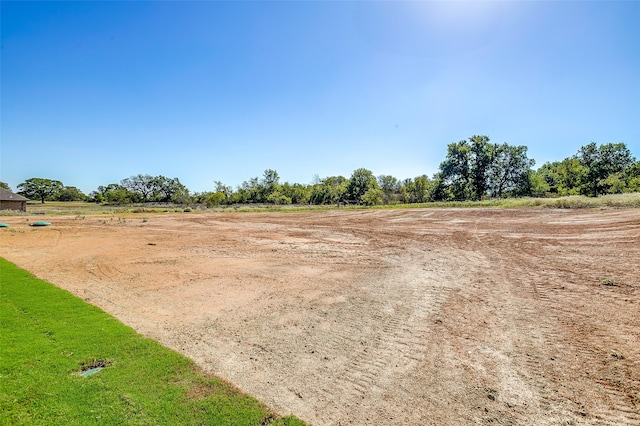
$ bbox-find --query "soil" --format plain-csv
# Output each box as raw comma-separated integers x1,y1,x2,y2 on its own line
1,208,639,425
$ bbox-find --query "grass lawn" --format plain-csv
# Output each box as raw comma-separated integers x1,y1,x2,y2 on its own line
0,258,304,425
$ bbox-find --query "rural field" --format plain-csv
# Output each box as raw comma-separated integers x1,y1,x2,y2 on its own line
1,208,639,425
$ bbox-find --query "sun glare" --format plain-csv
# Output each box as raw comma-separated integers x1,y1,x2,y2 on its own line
421,1,508,29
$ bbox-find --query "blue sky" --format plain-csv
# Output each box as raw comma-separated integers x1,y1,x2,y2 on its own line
2,1,639,194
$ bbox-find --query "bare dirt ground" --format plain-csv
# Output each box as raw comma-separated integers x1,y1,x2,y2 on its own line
1,208,639,425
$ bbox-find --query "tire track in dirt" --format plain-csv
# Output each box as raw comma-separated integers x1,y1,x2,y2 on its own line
309,258,459,425
466,213,640,426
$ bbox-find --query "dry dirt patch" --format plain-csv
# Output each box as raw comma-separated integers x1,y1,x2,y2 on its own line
1,209,639,425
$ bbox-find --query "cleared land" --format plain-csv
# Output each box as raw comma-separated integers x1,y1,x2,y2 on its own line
1,208,639,425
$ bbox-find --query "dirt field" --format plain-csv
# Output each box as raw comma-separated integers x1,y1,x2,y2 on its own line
1,208,639,425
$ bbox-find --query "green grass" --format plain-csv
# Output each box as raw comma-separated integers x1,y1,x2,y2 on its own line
0,258,304,425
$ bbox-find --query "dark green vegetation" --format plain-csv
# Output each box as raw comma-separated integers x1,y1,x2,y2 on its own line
6,138,639,206
0,258,304,425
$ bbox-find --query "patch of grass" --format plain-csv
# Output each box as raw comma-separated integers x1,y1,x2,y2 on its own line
601,278,618,286
0,258,305,425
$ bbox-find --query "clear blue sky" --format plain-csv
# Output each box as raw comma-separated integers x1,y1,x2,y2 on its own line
2,1,638,194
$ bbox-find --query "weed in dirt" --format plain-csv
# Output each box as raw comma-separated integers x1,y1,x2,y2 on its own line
142,218,148,223
610,349,625,360
601,278,618,286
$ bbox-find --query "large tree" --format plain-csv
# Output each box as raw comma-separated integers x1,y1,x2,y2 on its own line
577,142,635,196
259,169,281,203
439,139,472,200
310,176,347,205
468,135,494,200
487,143,535,197
378,175,400,204
58,186,86,201
438,136,535,200
152,176,189,203
17,178,64,203
402,175,432,203
346,168,378,204
121,174,156,202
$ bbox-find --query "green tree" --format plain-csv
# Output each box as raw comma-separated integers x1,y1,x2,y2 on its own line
469,135,494,200
377,175,400,204
213,181,233,205
152,176,189,203
89,191,105,203
96,183,139,204
310,176,347,205
577,142,635,196
528,169,550,197
623,161,640,192
121,174,156,202
238,176,261,203
346,168,378,204
58,186,86,201
105,188,136,204
260,169,281,203
487,143,535,197
0,182,10,191
439,140,472,200
282,182,311,204
439,136,536,200
428,174,449,201
402,175,432,203
361,188,383,206
17,178,64,203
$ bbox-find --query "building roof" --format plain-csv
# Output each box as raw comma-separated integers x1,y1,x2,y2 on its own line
0,188,29,202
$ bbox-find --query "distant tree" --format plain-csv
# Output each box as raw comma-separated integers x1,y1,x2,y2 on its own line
281,182,311,204
152,176,189,203
195,191,226,207
96,183,139,204
238,176,261,203
214,181,233,204
487,143,535,197
346,168,378,204
468,135,494,200
121,174,155,202
58,186,86,201
577,142,635,196
89,191,105,203
428,174,449,201
623,161,640,192
105,188,136,204
310,176,347,205
438,136,535,200
17,178,64,203
438,140,472,200
402,175,432,203
377,175,400,204
260,169,281,203
554,158,585,195
0,182,10,191
528,169,550,197
266,191,291,205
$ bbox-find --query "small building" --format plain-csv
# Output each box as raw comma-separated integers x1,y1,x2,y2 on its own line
0,188,28,212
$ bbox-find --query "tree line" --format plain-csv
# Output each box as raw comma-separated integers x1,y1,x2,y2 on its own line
5,136,638,206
